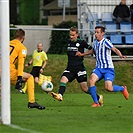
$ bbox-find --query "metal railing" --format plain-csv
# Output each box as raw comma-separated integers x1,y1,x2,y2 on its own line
77,2,96,45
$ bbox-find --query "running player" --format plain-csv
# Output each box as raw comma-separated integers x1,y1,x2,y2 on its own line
76,26,129,107
50,26,103,106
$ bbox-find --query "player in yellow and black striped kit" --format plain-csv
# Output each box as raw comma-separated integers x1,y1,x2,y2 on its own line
10,29,45,110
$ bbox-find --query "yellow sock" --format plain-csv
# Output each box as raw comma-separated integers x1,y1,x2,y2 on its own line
38,74,52,86
27,76,35,103
38,74,44,86
22,82,27,93
43,75,52,82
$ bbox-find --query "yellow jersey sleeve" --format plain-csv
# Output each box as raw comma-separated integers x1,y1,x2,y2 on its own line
42,51,48,61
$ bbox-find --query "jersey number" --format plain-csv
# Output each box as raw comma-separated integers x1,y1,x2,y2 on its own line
10,45,14,55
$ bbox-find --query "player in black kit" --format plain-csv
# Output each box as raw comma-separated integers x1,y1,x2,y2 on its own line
50,26,103,106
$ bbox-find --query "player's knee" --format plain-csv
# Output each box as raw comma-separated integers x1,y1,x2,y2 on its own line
28,75,34,81
60,76,68,83
81,84,88,92
89,79,95,86
105,84,113,91
105,81,113,91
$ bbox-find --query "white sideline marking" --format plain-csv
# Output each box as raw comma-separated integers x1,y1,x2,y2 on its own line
9,124,43,133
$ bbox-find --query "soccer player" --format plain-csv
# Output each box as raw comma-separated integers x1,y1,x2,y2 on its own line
10,29,45,110
76,26,129,107
21,43,52,94
50,26,103,106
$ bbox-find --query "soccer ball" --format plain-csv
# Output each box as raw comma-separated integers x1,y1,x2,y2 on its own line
41,80,53,92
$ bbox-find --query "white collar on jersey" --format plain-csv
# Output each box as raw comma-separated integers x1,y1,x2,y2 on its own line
97,38,105,44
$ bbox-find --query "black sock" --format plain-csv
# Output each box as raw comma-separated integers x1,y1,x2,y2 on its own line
58,82,66,96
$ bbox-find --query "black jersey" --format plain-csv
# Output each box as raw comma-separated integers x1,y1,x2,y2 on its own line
67,38,92,68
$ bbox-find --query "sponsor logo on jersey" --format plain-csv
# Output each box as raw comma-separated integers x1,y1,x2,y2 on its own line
77,71,86,76
22,49,27,55
67,47,78,51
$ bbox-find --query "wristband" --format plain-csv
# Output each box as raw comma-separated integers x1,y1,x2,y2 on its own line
17,76,22,80
41,68,44,70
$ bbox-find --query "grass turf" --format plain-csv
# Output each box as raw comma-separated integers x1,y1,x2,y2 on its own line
1,92,133,133
1,54,133,132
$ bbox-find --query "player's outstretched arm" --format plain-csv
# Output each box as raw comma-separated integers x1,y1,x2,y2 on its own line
25,59,33,67
76,49,94,57
111,46,127,58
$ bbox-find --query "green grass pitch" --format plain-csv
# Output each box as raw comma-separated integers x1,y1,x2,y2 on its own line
1,92,133,133
0,55,133,132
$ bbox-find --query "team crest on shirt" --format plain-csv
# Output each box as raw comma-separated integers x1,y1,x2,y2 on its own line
76,43,80,47
22,49,27,55
36,56,40,60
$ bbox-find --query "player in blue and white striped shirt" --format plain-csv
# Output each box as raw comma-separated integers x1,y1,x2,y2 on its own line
76,26,129,107
93,38,114,69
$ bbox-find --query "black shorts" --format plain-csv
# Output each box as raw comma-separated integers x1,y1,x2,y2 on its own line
61,66,87,83
30,66,42,78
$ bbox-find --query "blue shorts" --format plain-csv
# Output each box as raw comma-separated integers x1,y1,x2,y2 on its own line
92,68,115,82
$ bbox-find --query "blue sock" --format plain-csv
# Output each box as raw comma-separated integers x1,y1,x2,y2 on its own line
89,86,99,104
113,85,124,92
86,88,99,100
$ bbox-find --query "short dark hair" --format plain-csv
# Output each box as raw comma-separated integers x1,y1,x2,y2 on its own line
95,26,106,32
14,29,25,39
70,26,78,33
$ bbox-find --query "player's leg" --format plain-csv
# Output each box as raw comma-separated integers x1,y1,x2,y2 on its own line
20,67,37,94
89,68,103,107
50,76,68,101
104,69,129,100
23,72,45,109
10,69,18,85
77,68,103,107
38,74,52,86
21,69,37,94
30,66,52,86
21,82,27,94
10,69,25,94
38,74,44,85
80,81,103,107
50,69,73,101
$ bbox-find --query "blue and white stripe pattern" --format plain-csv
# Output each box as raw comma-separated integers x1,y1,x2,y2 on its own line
93,38,114,68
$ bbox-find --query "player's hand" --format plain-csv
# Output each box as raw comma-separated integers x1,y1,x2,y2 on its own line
40,68,44,73
25,62,31,67
25,63,29,67
15,76,23,90
120,55,127,59
75,51,83,56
